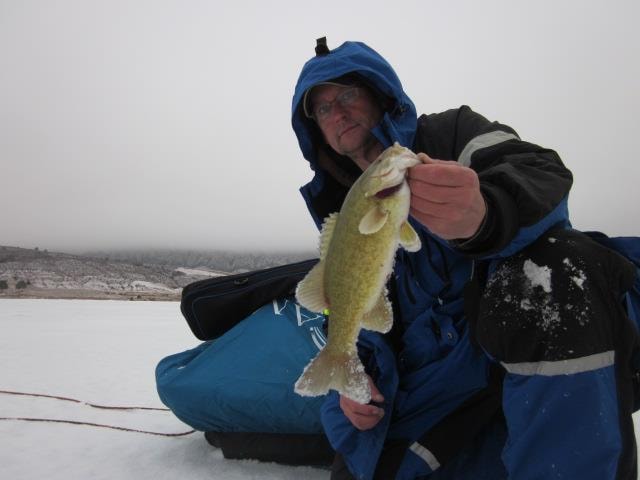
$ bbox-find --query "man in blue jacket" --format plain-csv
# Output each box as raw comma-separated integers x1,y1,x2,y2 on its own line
291,38,638,479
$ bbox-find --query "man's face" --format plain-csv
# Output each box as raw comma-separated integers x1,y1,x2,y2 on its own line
309,84,383,161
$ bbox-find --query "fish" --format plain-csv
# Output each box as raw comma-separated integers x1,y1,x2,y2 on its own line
294,142,422,404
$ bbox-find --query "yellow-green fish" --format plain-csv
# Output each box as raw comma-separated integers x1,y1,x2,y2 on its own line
295,143,422,404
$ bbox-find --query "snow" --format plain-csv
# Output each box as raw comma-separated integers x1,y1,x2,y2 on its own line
129,280,179,292
571,274,586,289
523,259,552,293
0,299,329,480
563,258,587,290
174,267,227,278
3,299,640,479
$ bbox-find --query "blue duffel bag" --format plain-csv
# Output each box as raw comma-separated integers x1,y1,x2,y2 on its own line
156,296,327,433
156,259,334,466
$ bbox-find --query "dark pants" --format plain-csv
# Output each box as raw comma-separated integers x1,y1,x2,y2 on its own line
330,438,409,480
330,411,509,480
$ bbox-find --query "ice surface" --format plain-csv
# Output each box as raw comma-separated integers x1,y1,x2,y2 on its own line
0,299,329,480
3,299,640,479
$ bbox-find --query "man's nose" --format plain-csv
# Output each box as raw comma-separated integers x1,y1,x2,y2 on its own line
329,101,349,122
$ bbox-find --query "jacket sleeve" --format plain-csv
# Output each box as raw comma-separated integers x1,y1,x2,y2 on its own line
414,105,574,257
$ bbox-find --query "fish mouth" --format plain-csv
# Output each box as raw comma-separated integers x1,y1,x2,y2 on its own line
374,183,403,199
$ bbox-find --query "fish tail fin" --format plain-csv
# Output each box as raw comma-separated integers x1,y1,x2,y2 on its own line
294,347,371,404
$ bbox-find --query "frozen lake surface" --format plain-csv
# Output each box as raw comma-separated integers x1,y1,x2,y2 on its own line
2,298,639,479
0,299,329,480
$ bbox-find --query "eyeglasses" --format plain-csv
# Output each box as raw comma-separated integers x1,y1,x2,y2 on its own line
310,87,361,122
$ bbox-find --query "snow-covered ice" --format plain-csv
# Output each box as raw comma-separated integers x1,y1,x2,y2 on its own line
0,299,329,480
2,298,640,479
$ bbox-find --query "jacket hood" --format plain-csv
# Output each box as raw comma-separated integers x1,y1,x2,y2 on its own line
291,40,417,227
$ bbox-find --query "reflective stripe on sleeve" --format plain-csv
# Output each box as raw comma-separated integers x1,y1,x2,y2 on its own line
409,442,441,471
458,131,519,167
501,351,615,376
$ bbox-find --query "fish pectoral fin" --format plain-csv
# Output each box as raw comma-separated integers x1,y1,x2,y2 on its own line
360,291,393,334
359,206,389,235
295,261,329,313
399,220,421,252
319,212,339,259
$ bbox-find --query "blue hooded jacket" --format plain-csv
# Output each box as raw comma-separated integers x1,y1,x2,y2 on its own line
292,41,419,230
291,40,575,480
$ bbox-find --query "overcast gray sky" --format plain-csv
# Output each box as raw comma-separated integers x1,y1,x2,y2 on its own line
1,0,638,252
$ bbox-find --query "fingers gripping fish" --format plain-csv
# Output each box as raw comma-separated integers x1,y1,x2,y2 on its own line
294,143,422,404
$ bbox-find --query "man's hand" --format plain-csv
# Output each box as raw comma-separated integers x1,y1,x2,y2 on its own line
407,152,487,240
340,376,385,431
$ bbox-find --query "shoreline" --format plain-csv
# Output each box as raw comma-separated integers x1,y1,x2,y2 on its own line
0,288,180,302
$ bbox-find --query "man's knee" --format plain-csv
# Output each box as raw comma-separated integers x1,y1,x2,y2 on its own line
476,228,632,365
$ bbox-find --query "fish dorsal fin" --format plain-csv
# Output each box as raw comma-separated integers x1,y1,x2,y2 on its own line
295,261,329,313
359,206,389,235
296,213,336,312
399,220,421,252
319,212,339,259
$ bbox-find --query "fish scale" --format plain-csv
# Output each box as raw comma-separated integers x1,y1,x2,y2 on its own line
294,143,423,404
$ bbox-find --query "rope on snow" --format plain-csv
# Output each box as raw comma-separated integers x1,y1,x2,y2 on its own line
0,389,169,411
0,417,196,437
0,389,196,437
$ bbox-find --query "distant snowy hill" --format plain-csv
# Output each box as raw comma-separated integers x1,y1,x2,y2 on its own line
0,246,224,300
0,246,317,301
85,248,317,274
